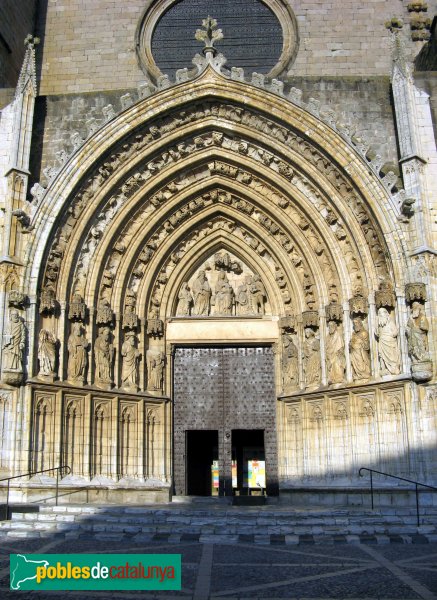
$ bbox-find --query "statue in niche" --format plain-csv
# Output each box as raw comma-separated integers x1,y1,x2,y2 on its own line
176,282,193,316
147,351,165,391
325,321,345,384
38,329,57,377
236,275,253,315
349,317,371,381
303,327,321,387
406,302,429,362
192,270,211,316
214,271,234,315
282,332,299,390
67,322,88,383
250,274,266,315
94,326,114,386
2,309,26,371
376,307,400,376
121,331,140,390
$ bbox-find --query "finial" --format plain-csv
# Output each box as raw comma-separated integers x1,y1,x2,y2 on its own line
24,34,40,48
195,16,223,59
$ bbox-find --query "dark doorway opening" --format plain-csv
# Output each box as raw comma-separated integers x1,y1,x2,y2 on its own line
186,430,219,496
232,429,265,495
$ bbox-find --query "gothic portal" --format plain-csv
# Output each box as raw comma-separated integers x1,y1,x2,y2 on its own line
0,1,436,504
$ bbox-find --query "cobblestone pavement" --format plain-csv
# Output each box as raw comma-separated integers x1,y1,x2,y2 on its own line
0,536,437,599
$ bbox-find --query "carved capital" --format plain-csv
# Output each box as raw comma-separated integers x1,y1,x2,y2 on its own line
325,302,343,322
302,310,319,329
405,282,427,304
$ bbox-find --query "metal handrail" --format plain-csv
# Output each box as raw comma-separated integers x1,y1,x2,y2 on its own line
0,465,71,518
359,467,437,526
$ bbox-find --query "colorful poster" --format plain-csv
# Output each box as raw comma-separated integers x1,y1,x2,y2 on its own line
247,460,266,489
231,460,237,488
211,461,219,492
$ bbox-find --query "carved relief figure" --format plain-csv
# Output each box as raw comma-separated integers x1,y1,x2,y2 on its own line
282,333,299,390
192,270,211,316
67,322,88,383
250,274,266,315
236,275,252,315
176,282,193,316
147,351,165,391
94,327,114,386
2,310,26,371
303,327,321,387
214,270,234,315
406,302,429,362
121,332,140,390
376,307,400,375
349,317,371,381
326,321,346,384
38,329,57,377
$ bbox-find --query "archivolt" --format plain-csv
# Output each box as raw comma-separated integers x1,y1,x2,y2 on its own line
29,68,408,328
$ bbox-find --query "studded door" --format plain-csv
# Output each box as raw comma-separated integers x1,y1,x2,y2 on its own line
173,346,278,495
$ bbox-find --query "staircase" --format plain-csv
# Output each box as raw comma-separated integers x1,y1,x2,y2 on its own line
1,503,437,544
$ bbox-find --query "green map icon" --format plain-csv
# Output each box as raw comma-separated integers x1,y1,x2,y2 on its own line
10,554,49,590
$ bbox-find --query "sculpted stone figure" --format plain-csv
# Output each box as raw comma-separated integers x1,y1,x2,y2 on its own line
176,282,193,316
94,327,114,387
406,302,429,362
192,270,211,316
349,317,371,381
2,310,26,373
250,274,266,315
67,322,88,383
376,307,400,376
236,275,252,315
214,271,234,315
121,331,140,390
282,333,299,390
147,351,165,391
303,327,321,387
326,321,345,384
38,329,57,377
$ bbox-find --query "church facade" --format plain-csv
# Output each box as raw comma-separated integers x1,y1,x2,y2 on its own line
0,0,436,504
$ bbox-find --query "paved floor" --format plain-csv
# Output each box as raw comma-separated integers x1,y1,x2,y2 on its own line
1,536,437,599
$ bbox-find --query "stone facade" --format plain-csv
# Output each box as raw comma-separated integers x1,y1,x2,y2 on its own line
0,1,436,504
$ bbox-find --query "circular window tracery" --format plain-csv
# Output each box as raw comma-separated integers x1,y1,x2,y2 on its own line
136,0,299,82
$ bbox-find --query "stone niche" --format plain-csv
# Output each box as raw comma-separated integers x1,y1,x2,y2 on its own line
174,250,271,317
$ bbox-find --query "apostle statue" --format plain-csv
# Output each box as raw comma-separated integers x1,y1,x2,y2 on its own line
147,351,165,391
282,332,299,390
94,326,114,387
349,317,371,381
176,282,193,316
303,327,321,387
326,321,345,384
67,322,89,383
406,302,430,362
38,329,57,377
121,331,140,390
376,307,400,375
2,309,26,372
214,270,234,315
192,270,211,316
236,275,252,315
250,274,266,315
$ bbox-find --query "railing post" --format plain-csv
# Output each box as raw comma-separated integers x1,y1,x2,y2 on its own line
55,468,59,507
415,483,420,527
6,479,10,518
370,470,374,510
